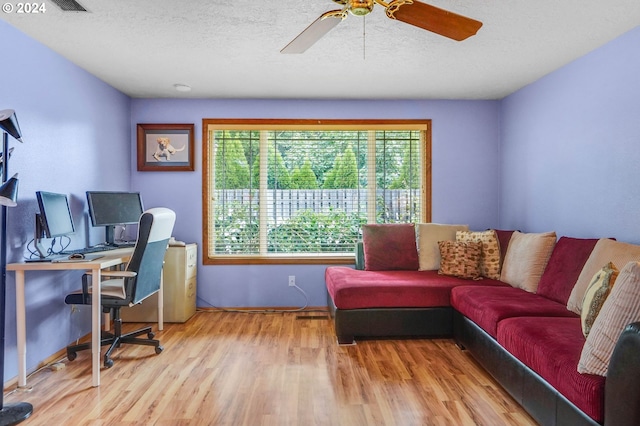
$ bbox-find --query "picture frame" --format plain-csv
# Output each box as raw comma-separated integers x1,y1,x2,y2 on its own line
137,123,195,171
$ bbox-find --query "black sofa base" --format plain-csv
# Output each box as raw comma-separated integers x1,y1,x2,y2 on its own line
327,292,452,344
452,310,599,426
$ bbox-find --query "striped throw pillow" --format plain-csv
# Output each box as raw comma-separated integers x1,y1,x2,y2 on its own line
578,261,640,376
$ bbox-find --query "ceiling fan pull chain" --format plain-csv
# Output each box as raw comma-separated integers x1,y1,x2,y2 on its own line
363,16,366,60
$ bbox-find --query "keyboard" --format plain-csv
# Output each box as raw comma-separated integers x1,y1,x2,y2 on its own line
60,245,118,255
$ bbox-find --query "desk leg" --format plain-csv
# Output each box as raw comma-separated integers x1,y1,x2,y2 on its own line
158,273,164,331
103,311,110,332
91,266,102,387
15,270,27,388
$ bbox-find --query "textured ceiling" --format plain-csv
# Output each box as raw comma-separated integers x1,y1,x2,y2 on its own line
2,0,640,99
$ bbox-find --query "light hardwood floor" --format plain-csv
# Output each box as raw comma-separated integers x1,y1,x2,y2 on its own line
4,310,536,425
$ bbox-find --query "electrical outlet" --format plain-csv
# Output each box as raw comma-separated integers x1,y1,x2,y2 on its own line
288,275,295,286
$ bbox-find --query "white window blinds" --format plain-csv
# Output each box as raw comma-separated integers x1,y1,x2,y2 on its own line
204,120,431,264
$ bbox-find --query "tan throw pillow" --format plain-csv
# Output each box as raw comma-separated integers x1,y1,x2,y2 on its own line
568,239,640,315
500,231,557,293
581,262,619,337
416,223,469,270
578,261,640,376
456,230,501,279
438,241,482,280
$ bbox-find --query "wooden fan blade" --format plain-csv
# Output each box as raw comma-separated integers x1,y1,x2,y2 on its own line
387,0,482,41
281,10,346,54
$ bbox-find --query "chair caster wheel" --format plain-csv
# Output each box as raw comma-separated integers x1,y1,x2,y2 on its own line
104,358,114,368
148,332,155,339
155,345,164,355
67,351,77,362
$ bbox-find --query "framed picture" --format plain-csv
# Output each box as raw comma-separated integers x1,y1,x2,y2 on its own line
137,123,195,171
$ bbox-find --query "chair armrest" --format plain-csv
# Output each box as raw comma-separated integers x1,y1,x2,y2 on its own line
605,321,640,426
99,271,137,279
80,270,137,295
84,270,136,278
355,241,365,270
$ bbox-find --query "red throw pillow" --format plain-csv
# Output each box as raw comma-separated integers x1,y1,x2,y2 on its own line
536,236,599,305
493,229,516,266
362,224,419,271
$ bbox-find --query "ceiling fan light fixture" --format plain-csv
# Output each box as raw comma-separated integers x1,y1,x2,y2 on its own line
348,0,374,16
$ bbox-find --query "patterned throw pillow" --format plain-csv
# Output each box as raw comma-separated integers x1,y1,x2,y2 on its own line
578,261,640,376
362,223,419,271
416,223,469,270
438,240,482,280
568,239,640,315
581,262,619,337
456,230,501,279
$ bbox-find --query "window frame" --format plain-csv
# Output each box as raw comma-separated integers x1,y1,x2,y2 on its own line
202,119,432,265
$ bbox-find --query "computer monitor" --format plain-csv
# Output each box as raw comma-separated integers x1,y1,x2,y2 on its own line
35,191,76,258
86,191,144,246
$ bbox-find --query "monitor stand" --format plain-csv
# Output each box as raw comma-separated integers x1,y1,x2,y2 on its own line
105,225,117,247
105,224,135,247
29,236,60,262
33,213,49,260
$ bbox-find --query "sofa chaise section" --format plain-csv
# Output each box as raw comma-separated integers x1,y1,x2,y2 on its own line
325,266,506,344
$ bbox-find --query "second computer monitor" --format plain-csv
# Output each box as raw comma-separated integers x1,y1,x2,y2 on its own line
35,191,76,258
86,191,144,245
36,191,75,238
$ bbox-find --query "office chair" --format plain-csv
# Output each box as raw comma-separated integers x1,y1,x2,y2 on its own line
65,207,176,368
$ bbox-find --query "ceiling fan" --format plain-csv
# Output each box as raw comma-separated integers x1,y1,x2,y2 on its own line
281,0,483,54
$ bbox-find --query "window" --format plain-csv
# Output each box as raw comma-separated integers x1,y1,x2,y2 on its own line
203,119,432,264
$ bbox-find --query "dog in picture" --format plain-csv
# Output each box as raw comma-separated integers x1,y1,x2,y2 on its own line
153,137,185,161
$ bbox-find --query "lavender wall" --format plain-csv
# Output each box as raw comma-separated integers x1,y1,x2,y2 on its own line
501,26,640,243
131,99,501,308
0,21,131,380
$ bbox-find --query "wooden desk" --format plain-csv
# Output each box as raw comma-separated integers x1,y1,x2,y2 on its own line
7,247,163,388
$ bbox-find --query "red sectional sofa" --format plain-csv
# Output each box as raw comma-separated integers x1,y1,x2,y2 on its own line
325,232,640,426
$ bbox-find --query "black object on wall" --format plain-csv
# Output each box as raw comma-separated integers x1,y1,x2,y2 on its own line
0,109,33,425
